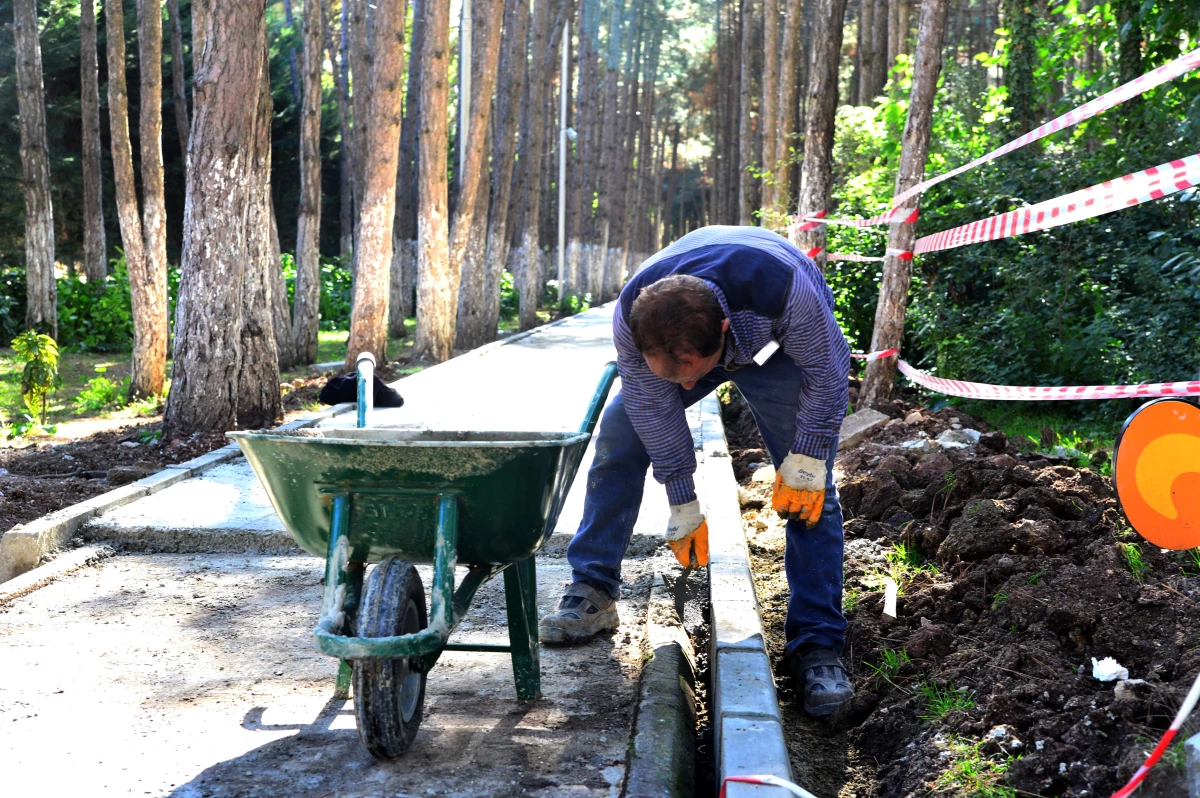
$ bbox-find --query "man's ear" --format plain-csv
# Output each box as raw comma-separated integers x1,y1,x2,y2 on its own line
721,318,731,333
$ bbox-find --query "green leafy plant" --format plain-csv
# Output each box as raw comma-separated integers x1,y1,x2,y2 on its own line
11,330,61,425
990,590,1010,611
843,587,859,613
935,736,1016,798
917,681,975,721
1026,570,1045,586
499,270,519,320
74,375,130,413
137,428,163,444
1183,549,1200,577
1119,541,1149,583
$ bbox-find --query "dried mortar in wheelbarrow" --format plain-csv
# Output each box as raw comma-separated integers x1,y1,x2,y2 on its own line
229,354,618,758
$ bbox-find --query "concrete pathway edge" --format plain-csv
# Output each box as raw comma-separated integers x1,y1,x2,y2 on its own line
624,575,698,798
698,394,794,798
0,544,114,605
0,403,357,585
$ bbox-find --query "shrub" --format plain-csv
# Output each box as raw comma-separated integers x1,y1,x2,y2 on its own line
11,330,61,424
74,375,130,413
57,259,135,352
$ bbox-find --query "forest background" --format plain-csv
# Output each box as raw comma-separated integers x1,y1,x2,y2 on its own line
0,0,1198,439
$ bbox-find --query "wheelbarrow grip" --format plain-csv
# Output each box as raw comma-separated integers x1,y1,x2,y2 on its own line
578,362,619,437
356,352,375,429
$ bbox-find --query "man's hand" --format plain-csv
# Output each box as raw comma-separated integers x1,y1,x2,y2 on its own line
665,500,709,567
772,453,827,527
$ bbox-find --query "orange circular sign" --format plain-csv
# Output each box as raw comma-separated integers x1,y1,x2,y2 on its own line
1114,398,1200,550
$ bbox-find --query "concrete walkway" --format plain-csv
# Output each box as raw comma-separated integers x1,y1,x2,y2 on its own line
0,308,703,797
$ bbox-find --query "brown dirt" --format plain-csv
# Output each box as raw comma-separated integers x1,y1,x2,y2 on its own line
722,384,1198,798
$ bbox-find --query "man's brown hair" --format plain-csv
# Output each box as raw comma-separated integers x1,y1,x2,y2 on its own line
628,275,725,358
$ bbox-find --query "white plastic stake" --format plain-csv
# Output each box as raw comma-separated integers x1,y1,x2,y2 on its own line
883,578,898,618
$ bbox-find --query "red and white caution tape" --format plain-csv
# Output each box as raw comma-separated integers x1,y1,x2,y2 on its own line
853,349,1200,399
801,206,919,229
793,210,827,233
720,775,819,798
1109,668,1200,798
825,248,914,263
913,153,1200,255
798,47,1200,228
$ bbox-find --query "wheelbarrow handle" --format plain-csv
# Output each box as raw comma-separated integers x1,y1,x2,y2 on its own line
578,362,619,437
356,352,375,429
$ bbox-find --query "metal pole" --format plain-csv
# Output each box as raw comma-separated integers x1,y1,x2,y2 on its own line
459,0,473,181
557,18,570,298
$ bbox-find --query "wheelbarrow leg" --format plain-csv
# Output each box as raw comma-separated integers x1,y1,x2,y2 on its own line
503,556,542,700
334,562,364,699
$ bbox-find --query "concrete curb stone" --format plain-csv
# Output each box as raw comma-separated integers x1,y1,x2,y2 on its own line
624,575,697,798
697,394,794,798
838,408,890,451
0,544,115,605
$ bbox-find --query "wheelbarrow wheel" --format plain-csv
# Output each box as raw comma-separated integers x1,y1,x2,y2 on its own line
353,558,428,758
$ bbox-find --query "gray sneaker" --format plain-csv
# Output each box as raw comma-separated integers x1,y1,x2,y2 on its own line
791,647,853,717
539,582,620,645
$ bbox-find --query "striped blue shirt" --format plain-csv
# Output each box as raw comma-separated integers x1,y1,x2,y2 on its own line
614,225,850,506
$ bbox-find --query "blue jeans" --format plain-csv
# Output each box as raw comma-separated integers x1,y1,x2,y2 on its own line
565,354,846,655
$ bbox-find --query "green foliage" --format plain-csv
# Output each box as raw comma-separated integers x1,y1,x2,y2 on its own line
56,259,136,352
866,647,911,679
1119,541,1149,582
935,736,1016,798
11,330,61,425
917,681,976,721
842,587,859,613
500,270,519,320
0,268,26,343
991,590,1010,611
74,373,129,413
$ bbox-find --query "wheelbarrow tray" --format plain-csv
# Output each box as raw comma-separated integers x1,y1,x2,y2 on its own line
229,427,591,566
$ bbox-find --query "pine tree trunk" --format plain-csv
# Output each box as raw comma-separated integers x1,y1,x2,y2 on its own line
567,0,593,297
887,0,901,72
293,0,324,364
81,0,107,286
794,0,848,271
867,0,888,98
593,0,623,304
633,15,662,264
858,0,949,409
345,0,409,366
165,0,277,436
480,0,529,345
774,0,801,215
130,0,169,399
452,0,505,349
1115,0,1141,120
1002,0,1035,135
238,45,284,425
322,0,356,261
515,0,554,328
268,198,297,370
347,0,370,221
761,0,779,216
391,0,426,337
855,0,871,104
15,0,56,336
167,0,190,158
737,0,757,225
411,0,454,360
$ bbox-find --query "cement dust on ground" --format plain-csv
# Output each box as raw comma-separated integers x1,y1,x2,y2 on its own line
722,385,1199,798
0,552,660,798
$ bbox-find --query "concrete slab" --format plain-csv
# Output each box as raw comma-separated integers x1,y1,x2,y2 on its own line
0,552,658,797
837,407,890,451
720,717,794,798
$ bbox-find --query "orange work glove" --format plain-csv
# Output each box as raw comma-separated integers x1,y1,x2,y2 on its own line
772,452,827,527
665,500,709,567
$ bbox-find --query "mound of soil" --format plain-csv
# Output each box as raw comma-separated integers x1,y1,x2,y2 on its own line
723,385,1197,797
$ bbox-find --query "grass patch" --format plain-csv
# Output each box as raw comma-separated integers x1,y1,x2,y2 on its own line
1119,541,1149,583
865,647,910,680
917,681,975,721
949,402,1117,452
990,590,1009,611
935,736,1016,797
843,587,859,613
863,542,938,597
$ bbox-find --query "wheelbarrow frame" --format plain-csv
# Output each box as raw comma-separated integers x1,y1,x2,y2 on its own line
232,358,618,706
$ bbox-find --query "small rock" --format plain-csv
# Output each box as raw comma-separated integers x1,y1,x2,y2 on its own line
981,725,1022,756
885,418,908,428
737,488,764,509
62,454,75,461
1091,656,1129,682
935,429,976,449
979,431,1008,451
951,423,963,430
119,441,140,449
905,623,952,658
1113,679,1151,702
987,454,1017,469
107,465,161,485
903,410,924,424
751,465,776,484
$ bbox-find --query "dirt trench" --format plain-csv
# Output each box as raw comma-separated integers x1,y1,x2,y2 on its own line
721,385,1199,798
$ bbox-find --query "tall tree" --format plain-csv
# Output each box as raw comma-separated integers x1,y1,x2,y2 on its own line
412,0,454,359
516,0,555,326
567,0,595,305
773,0,801,216
14,0,56,336
858,0,950,408
737,0,757,224
133,0,170,398
81,0,107,285
268,200,297,370
347,0,370,219
865,0,888,100
345,0,410,366
452,0,505,349
793,0,849,271
1002,0,1035,134
321,0,356,260
760,0,779,215
167,0,190,157
391,0,426,338
480,0,530,347
292,0,324,365
165,0,278,435
593,0,624,304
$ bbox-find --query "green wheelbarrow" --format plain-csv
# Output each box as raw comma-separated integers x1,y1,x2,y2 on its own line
229,355,617,758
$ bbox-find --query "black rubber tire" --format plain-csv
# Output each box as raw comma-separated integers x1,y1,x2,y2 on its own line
352,558,428,758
